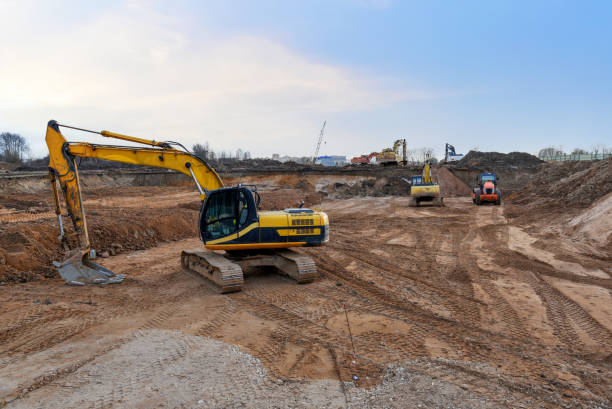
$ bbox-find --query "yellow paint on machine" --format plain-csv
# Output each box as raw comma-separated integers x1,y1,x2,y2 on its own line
205,222,259,245
204,211,327,248
411,185,440,197
207,242,306,250
258,211,289,227
277,228,322,237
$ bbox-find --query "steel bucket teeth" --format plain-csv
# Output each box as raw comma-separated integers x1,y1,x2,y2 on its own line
55,250,125,285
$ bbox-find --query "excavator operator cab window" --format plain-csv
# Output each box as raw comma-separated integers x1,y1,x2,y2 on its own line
238,191,249,228
201,188,257,241
203,189,238,240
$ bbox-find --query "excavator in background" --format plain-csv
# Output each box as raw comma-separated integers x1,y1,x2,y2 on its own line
377,139,407,166
45,120,329,292
403,159,443,207
350,152,377,164
443,143,464,163
472,173,501,205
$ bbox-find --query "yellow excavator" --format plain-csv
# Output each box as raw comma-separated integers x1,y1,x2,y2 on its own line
402,159,443,207
46,120,329,292
377,139,407,166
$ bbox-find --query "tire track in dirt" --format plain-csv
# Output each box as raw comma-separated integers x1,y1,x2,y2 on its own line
312,253,571,397
6,279,209,405
523,271,612,350
0,211,56,224
236,271,565,404
455,206,530,341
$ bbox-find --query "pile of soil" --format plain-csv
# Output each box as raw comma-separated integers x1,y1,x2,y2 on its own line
454,151,543,169
0,207,199,284
567,193,612,250
322,176,411,199
434,167,471,197
507,158,612,207
258,189,324,210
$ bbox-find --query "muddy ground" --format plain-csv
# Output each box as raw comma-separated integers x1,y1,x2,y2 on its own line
0,165,611,408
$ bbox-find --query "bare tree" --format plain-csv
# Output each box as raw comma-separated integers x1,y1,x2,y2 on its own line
192,142,210,160
571,148,588,155
421,147,436,162
0,132,30,163
235,148,243,161
538,146,564,160
591,143,609,156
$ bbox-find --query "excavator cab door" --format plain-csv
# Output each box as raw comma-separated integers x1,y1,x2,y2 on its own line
199,187,258,243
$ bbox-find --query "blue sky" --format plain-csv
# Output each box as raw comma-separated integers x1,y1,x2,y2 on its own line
1,0,610,159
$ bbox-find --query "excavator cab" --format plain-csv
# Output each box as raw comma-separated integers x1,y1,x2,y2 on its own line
200,187,259,242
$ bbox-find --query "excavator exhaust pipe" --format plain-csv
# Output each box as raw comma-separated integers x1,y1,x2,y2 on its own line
54,249,125,285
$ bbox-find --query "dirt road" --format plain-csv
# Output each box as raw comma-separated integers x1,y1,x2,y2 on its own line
1,190,611,408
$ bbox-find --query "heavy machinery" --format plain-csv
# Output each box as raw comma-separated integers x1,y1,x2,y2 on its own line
350,152,377,164
377,139,407,166
472,173,501,205
443,143,464,163
403,160,443,207
311,121,326,164
45,120,329,292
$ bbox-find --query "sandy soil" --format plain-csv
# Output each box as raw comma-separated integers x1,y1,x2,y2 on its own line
0,185,611,408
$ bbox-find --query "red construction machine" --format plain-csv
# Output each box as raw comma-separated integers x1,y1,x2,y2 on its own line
472,173,501,205
351,152,377,164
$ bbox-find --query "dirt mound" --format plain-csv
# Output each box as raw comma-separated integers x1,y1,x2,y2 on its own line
507,158,612,207
455,151,543,169
568,192,612,250
0,205,199,284
321,176,411,199
434,167,471,197
258,189,323,210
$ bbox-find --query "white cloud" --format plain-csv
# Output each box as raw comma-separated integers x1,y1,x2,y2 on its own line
0,1,436,158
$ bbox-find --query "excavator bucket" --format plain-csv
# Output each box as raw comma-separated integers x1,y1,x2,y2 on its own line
54,249,125,285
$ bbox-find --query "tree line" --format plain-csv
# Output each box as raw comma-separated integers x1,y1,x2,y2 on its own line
191,142,251,161
538,144,610,160
0,132,30,163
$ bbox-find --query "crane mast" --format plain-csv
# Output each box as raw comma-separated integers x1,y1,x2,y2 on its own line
311,121,326,164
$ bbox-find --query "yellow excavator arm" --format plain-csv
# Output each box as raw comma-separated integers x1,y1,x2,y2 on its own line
45,120,224,284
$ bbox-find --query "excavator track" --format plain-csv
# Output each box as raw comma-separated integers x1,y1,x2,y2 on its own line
181,248,318,293
408,196,444,207
181,250,244,293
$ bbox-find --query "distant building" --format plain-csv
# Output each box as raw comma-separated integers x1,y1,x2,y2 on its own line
315,155,347,167
276,155,311,164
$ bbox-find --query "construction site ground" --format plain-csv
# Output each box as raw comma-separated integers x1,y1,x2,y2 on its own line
1,168,611,408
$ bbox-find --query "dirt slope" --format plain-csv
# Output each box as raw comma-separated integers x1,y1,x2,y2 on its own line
507,158,612,207
434,167,471,196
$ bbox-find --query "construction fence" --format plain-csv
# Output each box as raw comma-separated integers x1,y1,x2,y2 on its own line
538,153,612,162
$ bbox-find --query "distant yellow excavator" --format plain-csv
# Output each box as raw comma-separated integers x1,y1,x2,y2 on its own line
46,120,329,292
403,160,443,207
377,139,407,166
